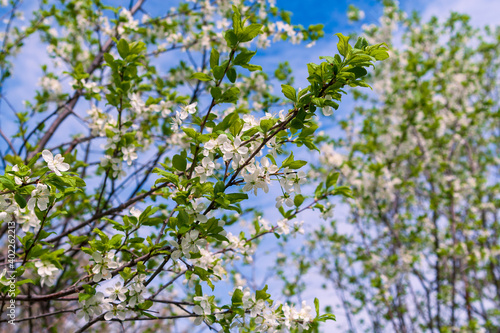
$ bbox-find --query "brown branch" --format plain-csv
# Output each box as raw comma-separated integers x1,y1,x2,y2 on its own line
0,308,80,323
0,127,16,155
45,181,170,244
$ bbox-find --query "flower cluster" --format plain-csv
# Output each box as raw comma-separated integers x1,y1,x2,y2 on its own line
169,230,207,260
78,273,148,322
242,157,279,195
34,261,59,287
172,102,198,132
91,252,120,282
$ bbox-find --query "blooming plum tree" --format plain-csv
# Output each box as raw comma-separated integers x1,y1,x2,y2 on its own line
0,0,388,332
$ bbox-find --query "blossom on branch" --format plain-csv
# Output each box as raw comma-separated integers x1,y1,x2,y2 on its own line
42,150,70,176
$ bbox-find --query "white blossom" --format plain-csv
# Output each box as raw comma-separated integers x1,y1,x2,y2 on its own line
105,280,127,302
128,274,146,307
104,303,128,321
321,95,334,116
34,260,59,286
194,156,215,183
77,292,111,321
129,93,146,114
42,150,70,176
91,252,119,282
17,210,40,232
27,183,50,211
12,165,31,185
122,145,138,165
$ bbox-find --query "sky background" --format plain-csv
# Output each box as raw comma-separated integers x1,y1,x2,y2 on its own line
1,0,500,331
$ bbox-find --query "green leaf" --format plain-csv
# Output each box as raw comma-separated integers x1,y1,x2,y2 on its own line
46,176,68,191
82,284,96,297
299,122,318,138
195,284,202,297
287,160,307,169
153,169,179,185
129,40,146,55
182,128,198,139
128,237,144,243
256,285,270,301
326,172,340,189
294,194,304,207
371,49,389,60
212,65,225,81
239,24,263,43
230,119,243,136
117,39,130,59
215,112,239,131
240,63,262,72
281,84,297,102
210,48,219,69
260,119,274,133
16,279,34,286
178,210,189,226
190,72,213,81
226,193,248,203
141,311,157,319
110,234,124,246
139,206,159,224
324,99,339,110
332,186,354,198
210,86,222,100
219,87,240,104
318,313,336,322
79,293,92,302
92,228,109,242
231,288,243,306
103,53,114,65
14,265,25,276
14,193,26,209
232,5,242,35
346,67,367,79
172,154,187,171
140,300,154,310
314,297,320,317
282,152,295,169
335,33,351,57
319,56,336,63
354,36,368,49
214,181,225,195
68,234,88,246
0,176,16,190
224,30,238,48
234,50,256,66
312,97,325,107
227,67,237,83
27,153,41,168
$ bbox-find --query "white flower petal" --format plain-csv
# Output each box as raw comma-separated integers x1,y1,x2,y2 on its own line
58,163,70,172
42,150,53,163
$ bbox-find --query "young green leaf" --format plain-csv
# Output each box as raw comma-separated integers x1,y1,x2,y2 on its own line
281,84,297,102
190,72,213,81
239,24,263,43
210,48,220,69
117,39,130,59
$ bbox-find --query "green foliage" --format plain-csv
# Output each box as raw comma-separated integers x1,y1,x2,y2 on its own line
0,1,389,332
309,4,500,332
